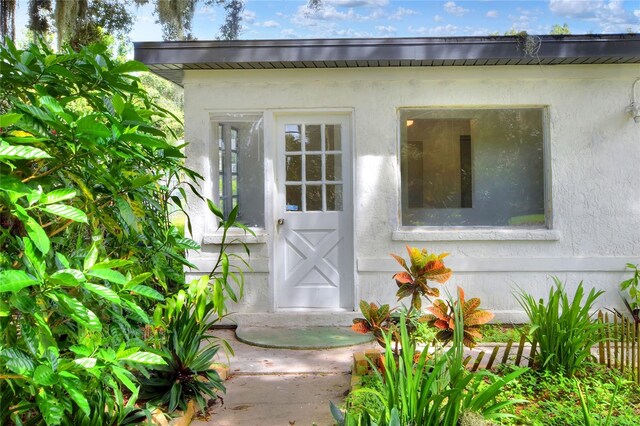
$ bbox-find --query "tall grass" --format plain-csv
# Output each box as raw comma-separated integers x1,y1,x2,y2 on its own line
515,278,605,376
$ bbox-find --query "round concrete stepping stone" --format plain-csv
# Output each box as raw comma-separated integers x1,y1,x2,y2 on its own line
235,326,373,349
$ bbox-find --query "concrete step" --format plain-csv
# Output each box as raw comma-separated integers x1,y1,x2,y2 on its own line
224,311,361,327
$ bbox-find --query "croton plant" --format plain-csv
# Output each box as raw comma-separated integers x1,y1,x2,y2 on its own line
352,246,493,349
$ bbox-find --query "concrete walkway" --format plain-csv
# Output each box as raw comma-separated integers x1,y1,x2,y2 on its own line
193,329,379,426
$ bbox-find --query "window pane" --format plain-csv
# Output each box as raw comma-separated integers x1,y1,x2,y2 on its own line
286,185,301,212
306,155,322,181
400,108,545,227
306,185,322,211
325,154,342,181
305,125,322,151
286,155,302,181
326,184,343,211
216,117,265,227
325,125,341,151
285,124,301,152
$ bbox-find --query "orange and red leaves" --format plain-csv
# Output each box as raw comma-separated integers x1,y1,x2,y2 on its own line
392,271,414,286
351,320,371,334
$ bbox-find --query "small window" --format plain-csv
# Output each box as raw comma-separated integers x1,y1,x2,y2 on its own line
214,116,264,228
400,108,546,227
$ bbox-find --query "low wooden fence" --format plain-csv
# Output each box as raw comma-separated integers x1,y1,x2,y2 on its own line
462,311,640,383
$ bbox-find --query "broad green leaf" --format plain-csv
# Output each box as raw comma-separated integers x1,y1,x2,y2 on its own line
55,253,70,269
48,271,80,287
124,272,153,287
11,292,36,313
1,348,35,375
121,351,166,365
33,364,56,386
37,389,64,425
119,133,171,150
0,141,51,159
126,284,164,301
0,299,10,316
69,345,92,357
0,270,38,293
22,237,45,278
111,365,139,394
73,357,97,368
83,244,99,271
39,203,88,223
115,196,137,229
175,237,200,250
207,199,224,219
90,259,133,269
24,218,50,255
122,299,150,324
39,95,64,114
39,189,76,205
54,292,102,332
112,60,148,74
83,282,121,305
111,94,125,115
0,174,34,195
55,268,85,281
61,378,91,416
76,115,110,138
87,268,126,285
0,113,22,127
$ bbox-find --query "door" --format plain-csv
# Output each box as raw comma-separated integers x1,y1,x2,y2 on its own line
275,114,353,310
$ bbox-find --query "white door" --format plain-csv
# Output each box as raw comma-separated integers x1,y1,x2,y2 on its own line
275,115,353,310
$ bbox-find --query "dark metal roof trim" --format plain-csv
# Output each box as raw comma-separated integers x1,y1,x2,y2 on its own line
133,34,640,86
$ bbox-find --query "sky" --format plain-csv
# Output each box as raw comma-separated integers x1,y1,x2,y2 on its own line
13,0,640,42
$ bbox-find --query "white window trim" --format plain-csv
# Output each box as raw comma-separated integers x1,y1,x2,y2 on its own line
395,106,553,237
204,112,267,244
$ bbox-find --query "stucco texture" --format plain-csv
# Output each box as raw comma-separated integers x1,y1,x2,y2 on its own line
183,64,640,323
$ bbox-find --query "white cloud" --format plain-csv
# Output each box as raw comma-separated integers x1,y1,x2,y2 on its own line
635,9,640,18
409,24,459,36
326,0,389,7
375,25,397,36
549,0,604,18
388,7,419,21
241,10,256,24
486,10,499,18
550,0,639,32
434,14,444,23
444,1,469,17
281,29,297,38
259,20,280,28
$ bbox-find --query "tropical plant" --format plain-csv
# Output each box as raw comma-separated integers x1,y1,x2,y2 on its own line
391,245,452,310
619,263,640,323
139,308,225,413
351,301,392,347
335,301,527,425
0,38,201,424
515,278,605,376
576,377,623,426
424,286,494,348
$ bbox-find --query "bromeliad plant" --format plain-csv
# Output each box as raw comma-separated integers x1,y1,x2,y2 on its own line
352,246,493,350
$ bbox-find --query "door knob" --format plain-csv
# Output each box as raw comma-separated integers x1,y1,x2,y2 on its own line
277,218,285,226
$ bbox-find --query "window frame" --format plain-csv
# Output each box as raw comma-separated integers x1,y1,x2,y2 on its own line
395,106,555,240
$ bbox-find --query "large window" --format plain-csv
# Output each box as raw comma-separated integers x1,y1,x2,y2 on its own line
400,108,546,227
214,115,264,228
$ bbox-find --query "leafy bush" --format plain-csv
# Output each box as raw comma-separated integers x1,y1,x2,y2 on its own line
353,246,492,350
335,299,527,426
620,263,640,322
515,278,605,376
0,38,205,424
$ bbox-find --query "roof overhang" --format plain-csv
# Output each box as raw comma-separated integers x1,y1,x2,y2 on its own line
133,34,640,86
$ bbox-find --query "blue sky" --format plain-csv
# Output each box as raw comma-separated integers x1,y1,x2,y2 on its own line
14,1,640,42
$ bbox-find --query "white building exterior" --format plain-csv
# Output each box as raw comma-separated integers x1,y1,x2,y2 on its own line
135,35,640,326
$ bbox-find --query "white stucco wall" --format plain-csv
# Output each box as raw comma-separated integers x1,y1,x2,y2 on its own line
183,64,640,324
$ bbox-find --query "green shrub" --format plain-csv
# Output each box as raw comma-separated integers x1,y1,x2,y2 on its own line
515,278,605,376
0,38,202,424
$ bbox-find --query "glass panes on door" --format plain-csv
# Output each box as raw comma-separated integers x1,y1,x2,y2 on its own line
285,124,343,212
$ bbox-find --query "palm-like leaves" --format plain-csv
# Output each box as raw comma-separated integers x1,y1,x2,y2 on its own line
425,287,494,348
352,301,392,346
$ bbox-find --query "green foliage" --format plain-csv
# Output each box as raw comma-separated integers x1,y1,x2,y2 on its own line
619,263,640,322
336,301,527,426
515,278,605,376
139,308,225,413
0,39,204,424
550,23,571,35
496,365,640,425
